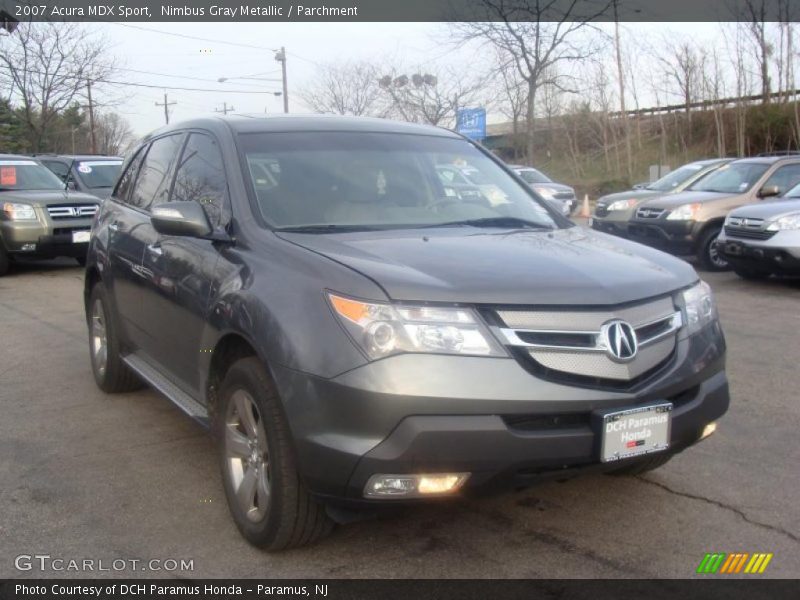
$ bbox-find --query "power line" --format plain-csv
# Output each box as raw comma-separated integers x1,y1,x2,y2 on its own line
109,22,278,52
0,65,282,94
112,66,269,88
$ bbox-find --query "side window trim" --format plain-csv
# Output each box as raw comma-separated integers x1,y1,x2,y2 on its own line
112,144,149,204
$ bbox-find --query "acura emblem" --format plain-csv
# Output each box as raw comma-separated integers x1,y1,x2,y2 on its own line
601,320,638,362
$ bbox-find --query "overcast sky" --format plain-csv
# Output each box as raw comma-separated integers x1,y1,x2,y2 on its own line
91,21,723,137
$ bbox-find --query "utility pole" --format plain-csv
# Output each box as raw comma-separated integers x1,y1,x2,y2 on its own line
275,47,289,113
86,79,97,154
215,102,235,115
155,92,176,124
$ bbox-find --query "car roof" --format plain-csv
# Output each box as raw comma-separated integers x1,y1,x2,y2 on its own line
727,156,800,165
0,154,41,161
143,114,463,141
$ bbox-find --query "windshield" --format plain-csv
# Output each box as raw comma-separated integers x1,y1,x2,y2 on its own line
74,160,122,188
646,163,705,192
690,162,770,194
516,168,551,184
239,132,560,231
0,159,65,191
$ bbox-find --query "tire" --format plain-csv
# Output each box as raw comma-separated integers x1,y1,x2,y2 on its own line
87,284,142,393
0,245,9,277
733,266,770,280
76,256,87,267
216,357,334,550
606,452,673,476
697,227,730,271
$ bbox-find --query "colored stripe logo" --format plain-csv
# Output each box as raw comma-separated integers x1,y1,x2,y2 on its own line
696,552,773,574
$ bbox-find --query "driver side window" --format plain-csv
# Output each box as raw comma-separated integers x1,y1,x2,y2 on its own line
171,133,230,228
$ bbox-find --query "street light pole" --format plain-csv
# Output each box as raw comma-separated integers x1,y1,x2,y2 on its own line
275,47,289,113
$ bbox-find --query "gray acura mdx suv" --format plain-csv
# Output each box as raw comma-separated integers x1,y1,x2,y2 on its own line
85,116,729,550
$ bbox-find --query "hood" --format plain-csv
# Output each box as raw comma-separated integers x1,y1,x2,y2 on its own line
642,190,732,209
597,190,660,205
0,189,101,207
279,226,697,305
729,197,800,219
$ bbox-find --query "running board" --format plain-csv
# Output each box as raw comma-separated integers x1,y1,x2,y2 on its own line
123,353,209,427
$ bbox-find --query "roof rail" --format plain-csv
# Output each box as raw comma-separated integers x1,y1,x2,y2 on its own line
756,150,800,157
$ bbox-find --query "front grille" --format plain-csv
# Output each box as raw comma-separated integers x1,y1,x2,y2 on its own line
636,207,665,219
724,225,776,241
47,204,98,219
504,412,590,432
493,297,681,387
594,204,609,218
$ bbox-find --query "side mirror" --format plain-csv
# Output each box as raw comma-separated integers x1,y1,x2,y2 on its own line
66,180,76,191
151,201,212,238
757,185,781,199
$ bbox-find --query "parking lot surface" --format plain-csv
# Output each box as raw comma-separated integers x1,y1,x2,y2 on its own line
1,258,798,578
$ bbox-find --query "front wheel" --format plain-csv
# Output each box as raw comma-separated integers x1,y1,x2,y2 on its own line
697,228,729,271
216,357,333,550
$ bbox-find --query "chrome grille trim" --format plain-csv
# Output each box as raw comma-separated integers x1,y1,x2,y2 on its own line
493,311,682,353
47,204,98,219
636,207,665,219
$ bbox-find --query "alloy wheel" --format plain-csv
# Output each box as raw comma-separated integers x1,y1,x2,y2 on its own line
225,390,271,522
708,235,728,269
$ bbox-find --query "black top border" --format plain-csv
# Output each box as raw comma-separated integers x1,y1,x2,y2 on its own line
1,0,799,23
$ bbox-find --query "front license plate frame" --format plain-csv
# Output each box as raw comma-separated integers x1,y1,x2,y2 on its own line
597,403,672,463
72,230,91,244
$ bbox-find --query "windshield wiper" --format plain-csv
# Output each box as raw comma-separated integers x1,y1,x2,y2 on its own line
424,216,555,230
275,224,389,233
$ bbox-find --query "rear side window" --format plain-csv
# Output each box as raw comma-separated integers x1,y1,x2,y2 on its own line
114,147,147,203
129,134,184,210
169,133,229,227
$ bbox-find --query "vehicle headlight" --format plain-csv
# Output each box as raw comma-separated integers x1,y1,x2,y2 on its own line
666,203,702,220
532,186,556,200
328,293,506,359
2,202,37,221
681,281,717,335
607,198,639,211
766,212,800,231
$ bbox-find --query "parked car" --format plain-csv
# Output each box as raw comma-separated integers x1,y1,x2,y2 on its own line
85,116,728,550
717,182,800,279
591,159,732,238
628,155,800,270
35,154,123,201
0,155,100,276
510,165,576,216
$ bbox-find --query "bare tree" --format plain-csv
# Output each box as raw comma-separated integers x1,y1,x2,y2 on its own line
450,0,612,162
738,0,772,104
300,60,383,116
95,112,134,156
612,2,632,179
495,50,528,160
0,22,115,151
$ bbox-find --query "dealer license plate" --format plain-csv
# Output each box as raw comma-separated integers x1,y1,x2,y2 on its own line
600,403,672,462
72,230,90,243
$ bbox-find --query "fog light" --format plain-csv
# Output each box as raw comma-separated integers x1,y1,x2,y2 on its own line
701,422,717,440
364,473,469,498
20,243,36,251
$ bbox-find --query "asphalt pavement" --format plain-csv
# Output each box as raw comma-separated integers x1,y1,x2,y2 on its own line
0,257,798,579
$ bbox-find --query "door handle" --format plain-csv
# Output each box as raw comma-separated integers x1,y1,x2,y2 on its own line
146,243,163,257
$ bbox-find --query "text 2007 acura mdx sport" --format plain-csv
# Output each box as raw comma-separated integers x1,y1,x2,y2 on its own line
85,116,729,550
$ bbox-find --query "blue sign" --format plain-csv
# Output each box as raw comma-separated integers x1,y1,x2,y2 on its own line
456,108,486,141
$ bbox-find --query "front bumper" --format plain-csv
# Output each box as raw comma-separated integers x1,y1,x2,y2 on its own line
272,322,728,505
590,215,630,238
717,230,800,273
627,219,698,256
1,215,92,259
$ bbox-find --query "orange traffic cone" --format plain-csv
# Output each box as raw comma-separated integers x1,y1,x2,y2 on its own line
580,194,591,218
